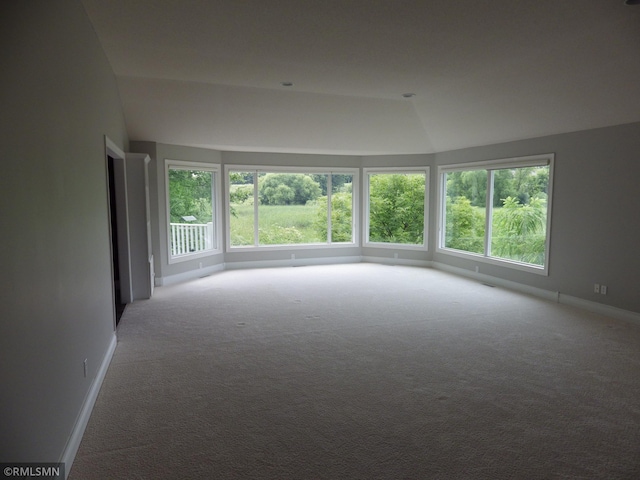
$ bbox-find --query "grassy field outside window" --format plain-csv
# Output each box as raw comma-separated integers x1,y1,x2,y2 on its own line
228,169,355,248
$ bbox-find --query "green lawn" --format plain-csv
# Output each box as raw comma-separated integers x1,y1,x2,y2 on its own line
229,204,327,246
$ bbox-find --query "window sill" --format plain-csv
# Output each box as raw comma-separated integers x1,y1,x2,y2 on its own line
436,247,548,276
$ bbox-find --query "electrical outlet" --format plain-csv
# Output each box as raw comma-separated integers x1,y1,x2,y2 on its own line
600,285,607,295
594,283,600,294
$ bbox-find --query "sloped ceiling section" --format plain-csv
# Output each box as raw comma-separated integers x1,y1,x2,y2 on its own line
82,0,640,155
116,77,435,155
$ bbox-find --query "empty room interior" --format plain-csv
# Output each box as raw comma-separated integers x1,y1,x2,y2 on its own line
2,1,640,478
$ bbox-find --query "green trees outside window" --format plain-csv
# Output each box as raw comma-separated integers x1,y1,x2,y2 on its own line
444,169,487,254
229,169,429,249
442,162,551,268
168,168,213,224
169,159,550,271
366,172,427,245
312,175,353,243
167,166,216,257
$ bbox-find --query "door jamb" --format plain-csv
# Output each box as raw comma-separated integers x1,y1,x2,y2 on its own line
105,137,133,328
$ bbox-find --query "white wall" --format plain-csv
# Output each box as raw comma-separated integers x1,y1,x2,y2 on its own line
0,0,128,463
126,153,153,300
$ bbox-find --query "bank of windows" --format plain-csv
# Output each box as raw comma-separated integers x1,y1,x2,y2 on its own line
165,160,221,262
363,168,429,249
226,168,357,249
438,154,554,274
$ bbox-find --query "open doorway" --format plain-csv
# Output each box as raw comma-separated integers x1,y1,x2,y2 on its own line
105,138,133,329
107,156,126,325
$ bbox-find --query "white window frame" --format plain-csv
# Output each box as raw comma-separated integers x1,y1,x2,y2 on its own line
363,167,430,251
225,165,359,252
165,159,222,264
437,154,554,275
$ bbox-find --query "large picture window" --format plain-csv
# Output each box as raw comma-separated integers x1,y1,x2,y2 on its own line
227,167,357,249
166,160,221,262
438,154,554,273
364,168,429,249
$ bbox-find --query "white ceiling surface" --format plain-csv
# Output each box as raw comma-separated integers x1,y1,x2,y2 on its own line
82,0,640,156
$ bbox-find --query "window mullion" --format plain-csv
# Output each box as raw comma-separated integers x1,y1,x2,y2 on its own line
214,173,219,249
327,174,332,244
485,170,494,258
253,171,259,246
438,172,446,250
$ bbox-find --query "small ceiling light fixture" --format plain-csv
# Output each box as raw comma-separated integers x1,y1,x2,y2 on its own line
280,81,294,87
402,93,416,98
625,0,640,5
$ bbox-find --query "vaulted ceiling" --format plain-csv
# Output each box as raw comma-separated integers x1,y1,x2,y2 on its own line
81,0,640,155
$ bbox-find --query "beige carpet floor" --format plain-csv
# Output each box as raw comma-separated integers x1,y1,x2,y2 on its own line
70,264,640,479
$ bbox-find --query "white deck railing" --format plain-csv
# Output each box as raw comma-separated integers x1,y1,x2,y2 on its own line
170,222,213,257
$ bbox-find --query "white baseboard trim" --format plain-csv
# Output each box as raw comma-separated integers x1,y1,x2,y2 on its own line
61,333,117,478
224,258,292,270
362,256,432,268
558,293,640,325
225,255,363,271
157,264,225,286
432,262,560,302
154,257,640,325
433,262,640,325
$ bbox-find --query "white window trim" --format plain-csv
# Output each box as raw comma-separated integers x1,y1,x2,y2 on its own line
225,165,359,252
436,153,554,275
165,159,222,264
363,167,430,251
